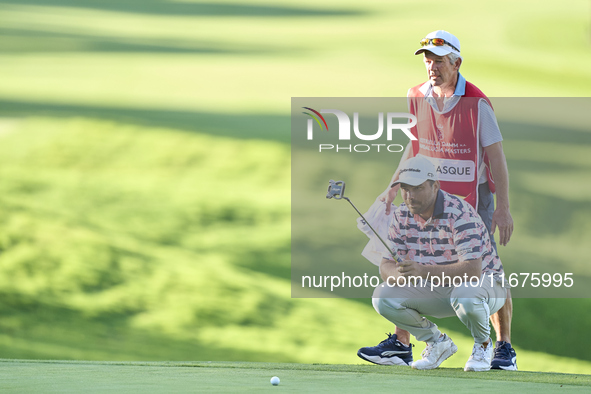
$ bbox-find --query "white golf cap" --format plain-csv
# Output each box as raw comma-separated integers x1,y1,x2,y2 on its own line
414,30,461,58
392,155,438,187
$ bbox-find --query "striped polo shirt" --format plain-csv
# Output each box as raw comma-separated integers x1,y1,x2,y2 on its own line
384,189,503,278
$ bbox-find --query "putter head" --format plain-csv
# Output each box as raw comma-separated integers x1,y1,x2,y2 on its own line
326,180,346,200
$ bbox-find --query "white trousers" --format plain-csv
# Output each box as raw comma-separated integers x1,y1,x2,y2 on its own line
372,279,507,344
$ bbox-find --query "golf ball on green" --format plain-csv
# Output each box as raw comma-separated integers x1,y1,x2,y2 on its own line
270,376,280,385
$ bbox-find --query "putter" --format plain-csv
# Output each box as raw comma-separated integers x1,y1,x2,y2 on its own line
326,180,402,263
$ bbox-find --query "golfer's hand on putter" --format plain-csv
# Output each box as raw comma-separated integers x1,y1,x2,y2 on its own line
491,206,514,246
378,185,400,215
397,254,425,279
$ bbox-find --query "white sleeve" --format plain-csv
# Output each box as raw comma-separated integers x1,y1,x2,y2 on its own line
478,99,503,147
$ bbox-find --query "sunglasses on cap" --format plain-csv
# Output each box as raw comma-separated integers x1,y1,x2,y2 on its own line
420,38,460,53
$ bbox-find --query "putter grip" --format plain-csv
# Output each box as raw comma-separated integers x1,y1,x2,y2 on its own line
390,251,403,263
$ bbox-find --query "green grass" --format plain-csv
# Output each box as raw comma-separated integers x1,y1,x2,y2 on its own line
0,117,590,375
0,0,590,117
0,360,589,393
0,0,590,382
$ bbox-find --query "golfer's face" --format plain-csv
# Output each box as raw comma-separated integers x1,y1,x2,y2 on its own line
423,52,458,87
400,181,437,216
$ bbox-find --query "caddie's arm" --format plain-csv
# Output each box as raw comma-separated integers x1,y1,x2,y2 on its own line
380,142,414,215
483,141,514,246
397,257,482,286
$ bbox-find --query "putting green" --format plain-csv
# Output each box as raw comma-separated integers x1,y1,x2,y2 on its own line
1,360,589,393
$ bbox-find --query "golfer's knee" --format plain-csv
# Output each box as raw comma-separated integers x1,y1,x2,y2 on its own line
373,297,406,318
451,297,479,316
372,296,383,314
371,284,388,314
372,284,409,317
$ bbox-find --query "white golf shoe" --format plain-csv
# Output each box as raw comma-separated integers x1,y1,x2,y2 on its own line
464,339,493,372
412,334,458,370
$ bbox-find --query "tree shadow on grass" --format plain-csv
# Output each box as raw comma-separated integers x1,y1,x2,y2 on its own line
0,27,304,55
500,119,591,146
0,298,299,362
2,0,368,17
0,99,291,144
3,100,589,147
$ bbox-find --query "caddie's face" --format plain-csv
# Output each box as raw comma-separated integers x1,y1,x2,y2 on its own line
423,52,460,87
400,180,439,218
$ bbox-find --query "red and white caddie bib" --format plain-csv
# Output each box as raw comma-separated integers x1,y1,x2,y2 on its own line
407,81,495,208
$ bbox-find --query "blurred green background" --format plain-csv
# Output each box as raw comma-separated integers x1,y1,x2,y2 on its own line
0,0,590,374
